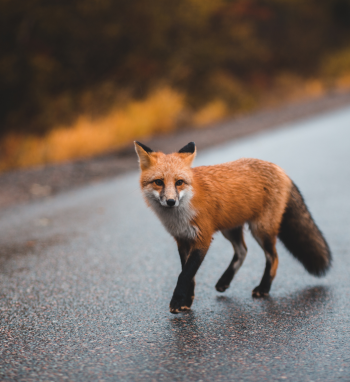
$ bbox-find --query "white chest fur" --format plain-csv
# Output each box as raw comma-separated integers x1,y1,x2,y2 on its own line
153,204,197,239
145,190,197,239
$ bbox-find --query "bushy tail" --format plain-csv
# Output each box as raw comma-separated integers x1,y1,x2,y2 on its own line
278,182,331,276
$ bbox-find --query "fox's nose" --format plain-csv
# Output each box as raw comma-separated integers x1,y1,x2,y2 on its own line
167,199,176,207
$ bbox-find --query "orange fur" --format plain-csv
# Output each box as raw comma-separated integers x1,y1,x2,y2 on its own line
190,159,292,244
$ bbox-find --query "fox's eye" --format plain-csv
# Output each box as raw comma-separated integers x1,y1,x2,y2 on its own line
176,180,184,186
154,179,164,186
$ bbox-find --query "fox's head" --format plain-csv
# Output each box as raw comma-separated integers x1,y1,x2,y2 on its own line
134,141,196,209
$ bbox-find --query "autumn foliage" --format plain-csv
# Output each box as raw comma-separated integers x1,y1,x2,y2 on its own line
1,0,350,169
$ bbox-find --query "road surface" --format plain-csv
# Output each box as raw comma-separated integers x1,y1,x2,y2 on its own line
1,107,350,381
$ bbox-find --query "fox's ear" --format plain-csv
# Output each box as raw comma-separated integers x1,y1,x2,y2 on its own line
134,141,155,170
178,142,196,167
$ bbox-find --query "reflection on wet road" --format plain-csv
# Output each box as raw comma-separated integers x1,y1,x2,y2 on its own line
0,107,350,381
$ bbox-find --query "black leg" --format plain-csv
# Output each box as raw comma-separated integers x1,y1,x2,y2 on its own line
176,239,195,309
252,237,279,297
170,245,209,314
215,253,239,292
216,227,247,292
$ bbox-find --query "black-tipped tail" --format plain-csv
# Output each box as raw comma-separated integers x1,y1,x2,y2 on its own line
278,182,331,276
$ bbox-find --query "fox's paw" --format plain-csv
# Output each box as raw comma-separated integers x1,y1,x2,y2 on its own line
169,295,193,314
215,269,234,293
252,286,270,298
215,281,230,293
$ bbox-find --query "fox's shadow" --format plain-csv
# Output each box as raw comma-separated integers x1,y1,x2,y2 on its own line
169,285,332,356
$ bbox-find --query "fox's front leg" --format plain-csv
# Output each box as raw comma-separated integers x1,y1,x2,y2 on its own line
175,239,196,310
170,241,210,314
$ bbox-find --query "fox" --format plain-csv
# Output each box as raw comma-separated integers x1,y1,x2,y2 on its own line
134,141,331,314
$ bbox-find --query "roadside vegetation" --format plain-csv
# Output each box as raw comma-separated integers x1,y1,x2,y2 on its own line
1,0,350,171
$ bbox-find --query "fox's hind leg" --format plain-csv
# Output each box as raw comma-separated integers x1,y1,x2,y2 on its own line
250,224,279,297
215,226,247,292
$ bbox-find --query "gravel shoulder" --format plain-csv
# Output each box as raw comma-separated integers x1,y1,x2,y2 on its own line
1,89,350,210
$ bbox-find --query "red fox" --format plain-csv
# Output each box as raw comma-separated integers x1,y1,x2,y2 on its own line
134,141,331,314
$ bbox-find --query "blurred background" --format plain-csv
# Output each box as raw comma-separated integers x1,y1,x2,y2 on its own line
1,0,350,171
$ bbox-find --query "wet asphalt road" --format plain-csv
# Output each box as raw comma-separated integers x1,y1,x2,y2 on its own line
1,108,350,381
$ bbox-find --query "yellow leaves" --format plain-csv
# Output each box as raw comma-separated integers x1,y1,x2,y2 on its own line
0,88,184,170
2,70,350,172
193,100,228,126
322,48,350,78
336,74,350,90
304,80,324,97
